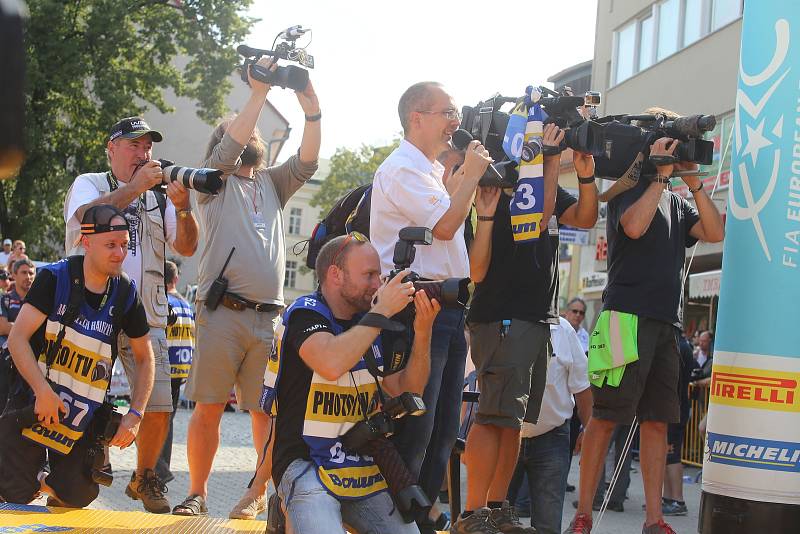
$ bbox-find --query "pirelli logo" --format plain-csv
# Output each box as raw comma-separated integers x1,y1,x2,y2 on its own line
710,365,799,412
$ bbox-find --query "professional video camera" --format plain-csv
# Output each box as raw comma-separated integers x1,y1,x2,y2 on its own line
134,159,224,196
388,227,470,308
593,112,716,180
340,391,430,523
456,87,604,187
237,25,314,92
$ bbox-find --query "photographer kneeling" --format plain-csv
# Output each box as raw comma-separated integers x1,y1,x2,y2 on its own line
0,206,153,508
264,234,440,534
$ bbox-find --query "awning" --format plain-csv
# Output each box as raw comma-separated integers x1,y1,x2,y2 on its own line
689,269,722,299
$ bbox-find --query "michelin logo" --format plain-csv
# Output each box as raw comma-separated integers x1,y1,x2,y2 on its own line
706,432,800,473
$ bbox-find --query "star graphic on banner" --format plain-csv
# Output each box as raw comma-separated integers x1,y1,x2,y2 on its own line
742,119,772,166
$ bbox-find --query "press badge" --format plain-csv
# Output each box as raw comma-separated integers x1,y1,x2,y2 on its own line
252,211,267,234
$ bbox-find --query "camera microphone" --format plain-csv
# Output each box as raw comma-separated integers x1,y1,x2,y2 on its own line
280,25,307,40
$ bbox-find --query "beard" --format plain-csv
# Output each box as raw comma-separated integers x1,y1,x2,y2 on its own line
240,140,265,168
340,274,374,312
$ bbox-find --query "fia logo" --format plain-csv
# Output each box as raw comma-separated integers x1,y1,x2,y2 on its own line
729,19,791,262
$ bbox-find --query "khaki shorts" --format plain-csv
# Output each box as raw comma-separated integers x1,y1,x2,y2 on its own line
185,301,280,411
469,320,551,429
118,327,173,413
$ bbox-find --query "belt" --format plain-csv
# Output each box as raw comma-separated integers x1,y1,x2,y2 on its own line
221,292,282,313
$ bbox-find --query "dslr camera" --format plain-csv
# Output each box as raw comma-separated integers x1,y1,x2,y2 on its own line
237,25,314,92
135,158,224,196
340,391,430,523
388,227,471,308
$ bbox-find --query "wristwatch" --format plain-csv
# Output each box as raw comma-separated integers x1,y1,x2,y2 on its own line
177,207,193,219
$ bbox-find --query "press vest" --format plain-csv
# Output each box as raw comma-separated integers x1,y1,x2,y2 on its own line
21,259,131,455
64,172,169,328
167,293,194,379
261,293,389,500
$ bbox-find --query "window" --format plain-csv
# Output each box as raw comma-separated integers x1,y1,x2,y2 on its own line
614,21,636,84
639,15,655,71
611,0,742,87
712,0,741,31
285,261,298,289
657,0,680,61
288,207,302,235
683,0,704,46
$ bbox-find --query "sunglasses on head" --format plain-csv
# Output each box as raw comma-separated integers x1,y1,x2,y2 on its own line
331,232,368,267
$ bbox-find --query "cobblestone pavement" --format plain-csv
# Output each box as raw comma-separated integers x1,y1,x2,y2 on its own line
90,407,703,533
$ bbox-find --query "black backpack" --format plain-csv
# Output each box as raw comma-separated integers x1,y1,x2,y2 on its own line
304,184,372,269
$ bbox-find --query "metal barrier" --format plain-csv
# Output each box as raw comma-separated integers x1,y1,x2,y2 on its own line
682,382,711,467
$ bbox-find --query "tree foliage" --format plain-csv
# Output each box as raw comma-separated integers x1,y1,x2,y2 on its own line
6,0,254,260
311,139,400,215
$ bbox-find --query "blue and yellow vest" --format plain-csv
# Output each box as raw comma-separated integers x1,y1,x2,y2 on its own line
21,259,136,455
166,293,194,379
261,293,389,500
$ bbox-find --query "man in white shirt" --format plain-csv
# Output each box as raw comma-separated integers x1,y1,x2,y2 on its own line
508,317,592,534
0,239,12,267
370,81,491,533
63,117,199,513
565,297,589,354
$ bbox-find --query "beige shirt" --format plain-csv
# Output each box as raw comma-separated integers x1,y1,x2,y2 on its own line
196,132,318,304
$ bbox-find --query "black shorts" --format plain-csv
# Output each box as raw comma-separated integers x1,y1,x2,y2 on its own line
666,422,685,465
591,317,680,424
0,396,99,507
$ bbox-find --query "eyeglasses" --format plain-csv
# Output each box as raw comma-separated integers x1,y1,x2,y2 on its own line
417,109,461,121
569,309,586,316
331,231,368,268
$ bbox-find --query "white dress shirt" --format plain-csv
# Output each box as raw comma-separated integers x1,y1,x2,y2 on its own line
370,140,469,279
576,326,589,354
522,317,591,438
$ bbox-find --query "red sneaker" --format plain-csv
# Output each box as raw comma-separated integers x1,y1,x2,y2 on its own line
642,519,677,534
563,513,592,533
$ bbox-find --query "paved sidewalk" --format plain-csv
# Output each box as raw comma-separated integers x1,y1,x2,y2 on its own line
90,407,703,532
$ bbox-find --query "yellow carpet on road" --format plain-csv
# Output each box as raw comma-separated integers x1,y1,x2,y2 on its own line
0,503,265,533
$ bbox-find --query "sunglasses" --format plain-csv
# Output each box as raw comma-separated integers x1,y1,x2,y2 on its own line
569,309,586,315
331,232,368,267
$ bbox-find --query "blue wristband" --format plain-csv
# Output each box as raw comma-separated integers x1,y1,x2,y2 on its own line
128,408,144,420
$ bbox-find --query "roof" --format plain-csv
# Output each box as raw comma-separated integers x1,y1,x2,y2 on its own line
547,59,593,84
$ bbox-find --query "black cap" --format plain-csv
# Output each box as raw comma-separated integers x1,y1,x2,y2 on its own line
108,116,163,143
80,205,130,236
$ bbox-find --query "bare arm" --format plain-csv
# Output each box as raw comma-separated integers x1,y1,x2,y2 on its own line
432,141,491,241
683,166,724,243
8,304,66,426
73,161,163,223
165,182,198,257
109,333,153,449
295,81,321,165
382,291,440,396
227,58,271,147
558,151,598,229
469,187,501,283
0,316,11,336
299,272,416,381
539,124,566,229
574,387,593,427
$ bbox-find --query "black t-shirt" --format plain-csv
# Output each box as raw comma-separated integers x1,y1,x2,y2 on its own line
272,309,358,487
603,181,700,327
23,268,149,356
468,186,578,324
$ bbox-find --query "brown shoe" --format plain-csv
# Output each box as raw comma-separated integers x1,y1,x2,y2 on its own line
451,507,501,534
490,501,537,533
229,493,267,519
125,469,171,514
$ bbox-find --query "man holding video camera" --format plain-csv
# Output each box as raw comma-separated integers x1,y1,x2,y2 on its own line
370,81,492,532
0,205,153,508
174,56,319,518
454,125,599,534
63,118,199,513
266,234,439,534
566,118,724,534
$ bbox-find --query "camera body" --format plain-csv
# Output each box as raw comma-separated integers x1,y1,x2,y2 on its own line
388,227,470,309
237,25,314,92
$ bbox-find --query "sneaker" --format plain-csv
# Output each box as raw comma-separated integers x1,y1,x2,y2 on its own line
563,513,592,534
489,501,536,533
642,519,677,534
661,500,688,516
125,469,171,514
451,508,501,534
229,493,267,519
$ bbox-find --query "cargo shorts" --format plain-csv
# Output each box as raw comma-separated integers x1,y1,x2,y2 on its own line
468,320,551,429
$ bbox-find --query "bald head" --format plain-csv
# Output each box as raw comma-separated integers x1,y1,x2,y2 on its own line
398,81,445,134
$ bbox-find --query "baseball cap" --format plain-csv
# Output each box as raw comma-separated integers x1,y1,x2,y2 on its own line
108,116,163,143
80,205,130,236
2,239,10,246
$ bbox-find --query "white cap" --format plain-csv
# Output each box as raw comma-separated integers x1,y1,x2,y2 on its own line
2,239,11,246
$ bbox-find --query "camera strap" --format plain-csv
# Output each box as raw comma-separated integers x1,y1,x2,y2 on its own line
45,256,88,378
